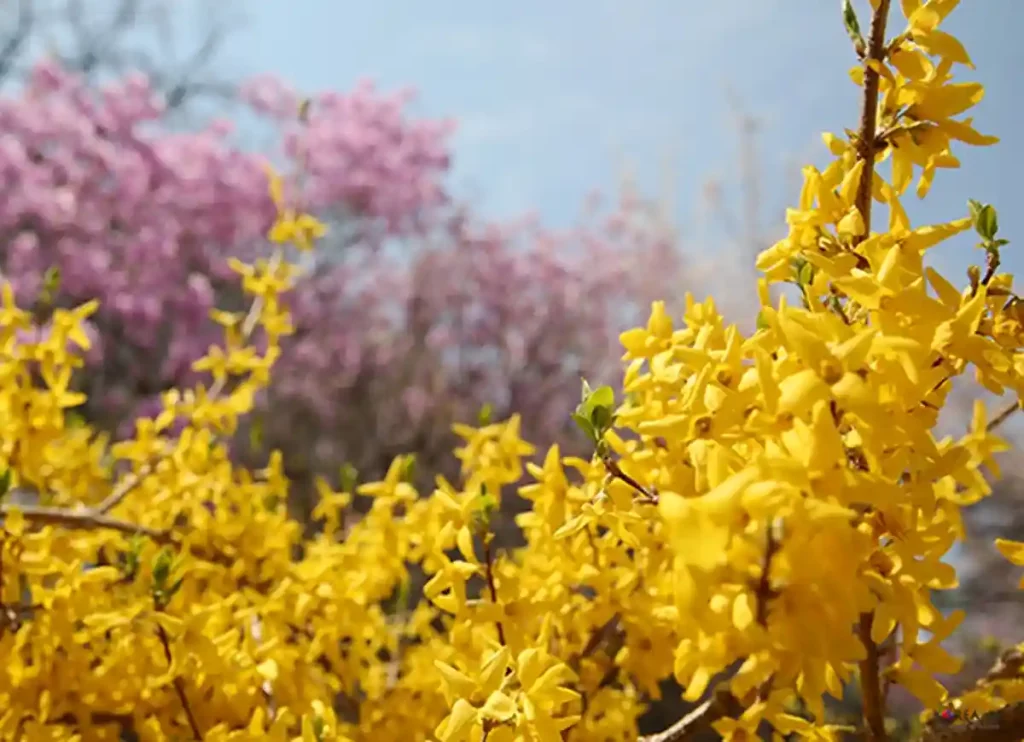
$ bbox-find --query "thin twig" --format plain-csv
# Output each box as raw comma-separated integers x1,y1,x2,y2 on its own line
987,401,1019,433
755,523,780,627
0,504,234,567
156,621,203,739
1,503,168,542
568,615,622,671
96,252,284,516
95,466,150,514
639,685,745,742
482,534,506,646
602,456,658,504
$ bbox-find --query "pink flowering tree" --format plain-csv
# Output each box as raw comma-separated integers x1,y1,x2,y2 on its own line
0,60,694,516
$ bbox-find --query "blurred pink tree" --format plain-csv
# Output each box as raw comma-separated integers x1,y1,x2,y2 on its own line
0,61,691,516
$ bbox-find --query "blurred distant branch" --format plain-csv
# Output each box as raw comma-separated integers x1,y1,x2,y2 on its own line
0,0,32,80
703,87,769,267
935,587,1024,608
0,0,243,115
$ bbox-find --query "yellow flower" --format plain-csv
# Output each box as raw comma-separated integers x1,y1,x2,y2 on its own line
269,211,328,252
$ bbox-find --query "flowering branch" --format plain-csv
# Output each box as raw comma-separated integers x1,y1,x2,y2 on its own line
851,0,891,252
639,527,781,742
602,456,658,504
0,503,235,569
639,685,744,742
156,620,204,739
1,503,167,541
850,1,892,738
482,532,506,646
987,400,1020,433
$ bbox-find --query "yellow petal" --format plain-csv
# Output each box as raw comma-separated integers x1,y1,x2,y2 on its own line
435,699,479,742
256,659,279,682
456,525,477,563
995,539,1024,566
479,691,517,723
911,29,972,67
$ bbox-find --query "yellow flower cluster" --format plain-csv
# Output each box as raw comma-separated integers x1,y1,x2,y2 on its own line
0,1,1022,740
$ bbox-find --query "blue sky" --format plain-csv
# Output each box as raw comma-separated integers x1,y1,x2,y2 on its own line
207,0,1024,282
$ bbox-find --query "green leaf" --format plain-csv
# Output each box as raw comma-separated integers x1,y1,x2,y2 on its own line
975,204,999,241
479,492,498,519
587,385,615,411
339,462,358,493
755,310,770,330
572,412,597,442
249,414,264,452
580,377,594,402
0,469,10,498
842,0,864,48
472,491,498,532
43,265,61,294
798,261,815,287
968,199,984,221
790,257,808,284
120,534,146,581
590,405,613,437
401,454,417,483
152,549,173,584
395,576,411,611
477,402,493,426
575,379,616,443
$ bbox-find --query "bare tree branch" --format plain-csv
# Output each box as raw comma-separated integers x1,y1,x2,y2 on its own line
0,0,33,81
639,688,744,742
0,0,243,117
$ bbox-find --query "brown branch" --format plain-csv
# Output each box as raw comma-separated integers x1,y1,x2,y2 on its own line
156,621,204,740
858,612,888,741
0,503,234,568
482,534,506,646
980,250,1001,290
96,466,150,514
602,456,658,504
851,0,892,251
1,503,168,542
755,523,780,627
986,401,1019,433
850,2,892,738
639,686,745,742
567,615,622,673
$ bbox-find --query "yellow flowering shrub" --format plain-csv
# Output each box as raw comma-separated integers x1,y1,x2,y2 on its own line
2,1,1024,740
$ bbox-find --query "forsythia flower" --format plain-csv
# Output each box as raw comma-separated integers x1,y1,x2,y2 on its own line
1,3,1024,742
